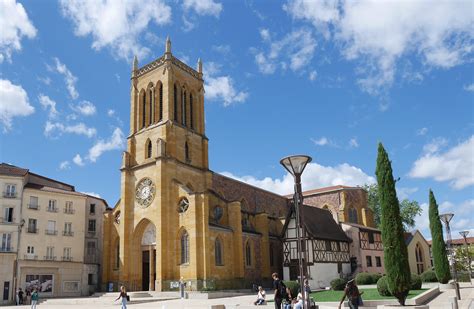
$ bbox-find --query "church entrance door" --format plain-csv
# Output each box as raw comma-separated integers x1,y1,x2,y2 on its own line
142,250,150,290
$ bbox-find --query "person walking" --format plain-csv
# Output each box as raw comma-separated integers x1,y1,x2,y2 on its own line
115,286,128,309
18,288,24,305
338,279,363,309
31,288,39,309
272,273,285,309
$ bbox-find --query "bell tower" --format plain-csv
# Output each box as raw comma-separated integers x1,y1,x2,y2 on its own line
125,36,208,170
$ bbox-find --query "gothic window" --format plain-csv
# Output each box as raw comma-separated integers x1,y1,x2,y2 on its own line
349,207,358,224
215,238,223,265
182,90,187,126
149,88,154,124
245,241,252,267
115,241,120,269
185,142,190,162
146,139,152,159
190,94,194,129
270,243,275,267
142,92,146,128
178,197,189,213
213,206,223,223
174,85,178,121
159,84,163,121
181,230,189,264
415,243,424,274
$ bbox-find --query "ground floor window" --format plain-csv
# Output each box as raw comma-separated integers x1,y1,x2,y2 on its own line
366,255,372,267
375,256,382,267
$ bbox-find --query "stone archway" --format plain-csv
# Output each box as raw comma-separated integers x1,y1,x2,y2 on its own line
132,219,157,291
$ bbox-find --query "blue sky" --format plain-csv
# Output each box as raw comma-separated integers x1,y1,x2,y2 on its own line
1,0,473,239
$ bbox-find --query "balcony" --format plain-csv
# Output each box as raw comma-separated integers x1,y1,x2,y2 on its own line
64,208,75,214
63,230,74,236
0,246,14,252
45,229,57,235
27,204,40,210
87,230,96,237
62,256,73,262
0,217,15,224
3,192,17,198
44,255,56,261
46,207,58,213
24,254,38,260
84,254,97,264
27,228,39,234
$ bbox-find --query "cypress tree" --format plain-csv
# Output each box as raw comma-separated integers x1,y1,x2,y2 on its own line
376,143,411,305
428,190,451,283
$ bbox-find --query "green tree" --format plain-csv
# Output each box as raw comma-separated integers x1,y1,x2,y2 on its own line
454,245,473,272
363,184,422,230
428,190,451,283
376,143,411,305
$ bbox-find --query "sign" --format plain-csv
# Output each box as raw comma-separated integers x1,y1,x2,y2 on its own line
170,281,180,289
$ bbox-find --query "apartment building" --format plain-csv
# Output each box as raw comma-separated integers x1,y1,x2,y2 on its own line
0,163,108,303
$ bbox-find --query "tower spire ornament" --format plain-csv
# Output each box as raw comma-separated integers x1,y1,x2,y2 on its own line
166,36,171,54
133,55,138,71
197,58,202,75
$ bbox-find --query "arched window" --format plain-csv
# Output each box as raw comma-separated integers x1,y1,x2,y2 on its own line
142,92,146,128
190,94,194,129
159,84,163,121
185,142,190,162
415,243,424,274
349,207,358,224
146,139,152,159
215,238,223,265
181,230,189,264
269,243,274,267
149,88,154,125
174,85,178,121
182,90,187,126
245,241,252,267
115,241,120,269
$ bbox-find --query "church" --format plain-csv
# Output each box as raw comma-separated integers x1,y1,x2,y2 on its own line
101,39,380,292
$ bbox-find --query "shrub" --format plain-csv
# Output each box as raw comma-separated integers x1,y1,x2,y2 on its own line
356,272,373,285
370,273,383,283
458,272,471,282
410,274,422,290
421,270,438,282
282,280,300,298
377,276,391,296
330,278,348,291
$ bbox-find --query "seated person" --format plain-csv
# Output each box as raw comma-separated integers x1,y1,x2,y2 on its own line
283,287,294,309
254,286,266,305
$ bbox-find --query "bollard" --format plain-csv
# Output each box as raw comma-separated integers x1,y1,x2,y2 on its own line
449,295,459,309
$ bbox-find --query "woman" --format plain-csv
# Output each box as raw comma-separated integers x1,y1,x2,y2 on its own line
282,287,293,309
30,288,39,309
338,279,363,309
115,286,128,309
253,286,266,305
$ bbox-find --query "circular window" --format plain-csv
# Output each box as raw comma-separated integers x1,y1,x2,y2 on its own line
178,197,189,213
213,206,223,222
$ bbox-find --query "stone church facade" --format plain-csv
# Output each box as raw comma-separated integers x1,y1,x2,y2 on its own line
102,39,288,292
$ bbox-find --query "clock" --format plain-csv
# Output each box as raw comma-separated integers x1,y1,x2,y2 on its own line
135,178,156,207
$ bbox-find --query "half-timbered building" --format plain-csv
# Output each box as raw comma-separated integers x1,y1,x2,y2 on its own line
281,204,351,288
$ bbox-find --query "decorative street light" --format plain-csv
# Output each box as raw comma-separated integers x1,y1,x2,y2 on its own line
440,213,461,300
280,155,312,309
459,231,472,282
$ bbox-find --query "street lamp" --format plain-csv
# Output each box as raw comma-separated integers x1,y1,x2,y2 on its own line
440,213,461,300
459,231,471,282
280,155,312,309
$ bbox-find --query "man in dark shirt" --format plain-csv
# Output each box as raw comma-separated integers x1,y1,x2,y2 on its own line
18,288,24,305
272,272,283,309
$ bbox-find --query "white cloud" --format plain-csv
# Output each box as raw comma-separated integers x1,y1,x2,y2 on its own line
349,138,359,148
0,79,34,131
222,161,375,196
254,28,317,74
309,70,317,81
82,191,101,198
0,0,37,62
73,154,84,166
284,0,474,95
53,57,79,99
107,109,115,117
183,0,222,17
70,100,96,116
60,0,172,61
422,137,448,154
181,15,195,32
205,76,248,107
212,44,230,54
396,187,418,200
417,127,428,136
59,161,70,170
44,121,97,138
87,127,125,162
464,83,474,92
38,94,58,119
311,137,329,146
409,135,474,189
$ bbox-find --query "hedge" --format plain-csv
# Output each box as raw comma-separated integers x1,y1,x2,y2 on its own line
377,276,391,296
282,280,300,298
410,274,422,290
330,278,348,291
421,270,438,282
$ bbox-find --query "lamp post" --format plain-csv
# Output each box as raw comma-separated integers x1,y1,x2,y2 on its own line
459,231,471,282
280,155,312,309
440,213,461,300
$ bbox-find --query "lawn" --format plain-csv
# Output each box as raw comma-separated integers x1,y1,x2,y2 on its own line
310,288,427,302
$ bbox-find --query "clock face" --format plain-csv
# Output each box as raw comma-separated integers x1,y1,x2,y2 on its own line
135,178,156,207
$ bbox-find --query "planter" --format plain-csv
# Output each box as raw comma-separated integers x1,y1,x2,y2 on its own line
438,282,455,290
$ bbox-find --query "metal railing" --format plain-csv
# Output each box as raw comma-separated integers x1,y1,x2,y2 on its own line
87,230,96,236
44,255,57,261
0,246,14,252
24,254,38,260
62,256,73,262
27,228,39,234
0,217,15,223
63,230,74,236
46,207,58,213
27,204,40,210
2,192,17,198
64,208,75,214
84,254,97,264
45,229,57,235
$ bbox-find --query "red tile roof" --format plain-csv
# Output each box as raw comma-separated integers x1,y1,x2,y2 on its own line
427,236,474,246
284,185,361,198
0,163,28,177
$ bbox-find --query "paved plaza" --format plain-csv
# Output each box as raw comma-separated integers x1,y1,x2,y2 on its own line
3,282,473,309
